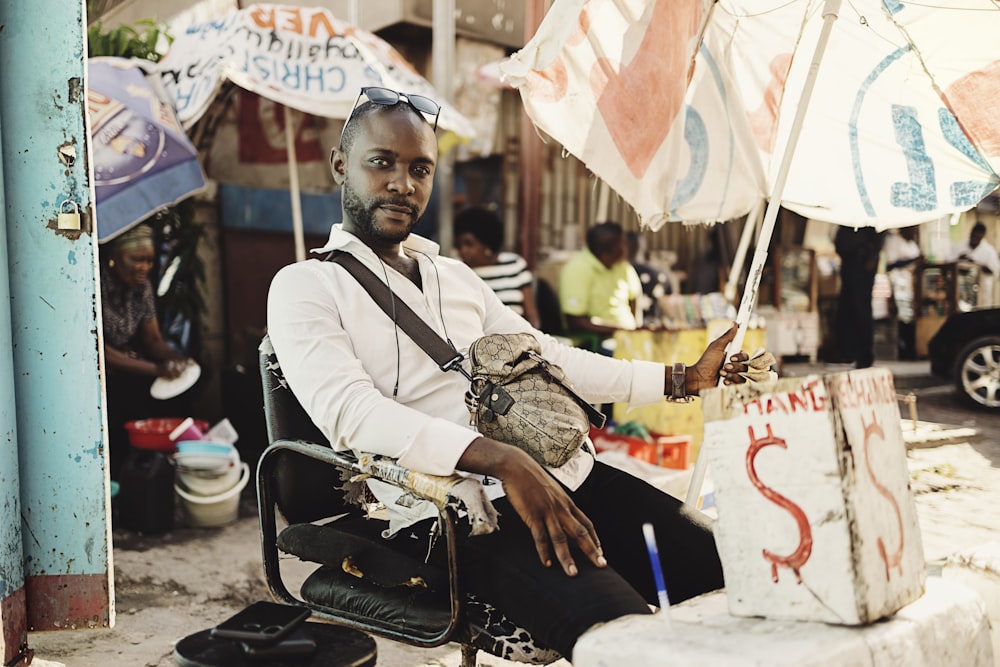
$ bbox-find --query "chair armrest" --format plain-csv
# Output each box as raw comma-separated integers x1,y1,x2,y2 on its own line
256,439,467,647
356,454,499,536
259,440,499,535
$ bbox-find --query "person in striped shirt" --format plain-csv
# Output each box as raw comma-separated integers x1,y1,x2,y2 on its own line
454,207,541,328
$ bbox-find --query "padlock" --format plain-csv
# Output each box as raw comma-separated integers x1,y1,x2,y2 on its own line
58,200,81,231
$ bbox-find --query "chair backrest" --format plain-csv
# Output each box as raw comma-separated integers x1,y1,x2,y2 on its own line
259,335,352,524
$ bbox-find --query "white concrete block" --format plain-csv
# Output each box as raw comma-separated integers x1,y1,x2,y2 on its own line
701,368,926,624
943,542,1000,664
573,577,993,667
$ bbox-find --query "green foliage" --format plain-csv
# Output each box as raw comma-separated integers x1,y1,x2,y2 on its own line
614,420,653,442
87,19,173,62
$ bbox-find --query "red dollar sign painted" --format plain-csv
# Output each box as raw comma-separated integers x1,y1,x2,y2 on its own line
746,424,813,584
860,412,905,581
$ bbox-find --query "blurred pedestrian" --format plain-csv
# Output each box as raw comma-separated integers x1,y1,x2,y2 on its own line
626,230,673,327
453,207,541,328
559,221,641,350
690,228,725,295
833,226,886,368
948,221,998,307
883,226,923,359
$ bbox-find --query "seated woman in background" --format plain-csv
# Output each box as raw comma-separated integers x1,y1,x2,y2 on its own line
454,207,541,329
100,223,196,479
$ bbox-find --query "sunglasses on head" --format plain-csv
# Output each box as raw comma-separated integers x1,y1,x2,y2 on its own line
340,86,441,141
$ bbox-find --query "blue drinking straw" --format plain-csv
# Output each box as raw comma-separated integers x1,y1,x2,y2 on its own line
642,522,673,626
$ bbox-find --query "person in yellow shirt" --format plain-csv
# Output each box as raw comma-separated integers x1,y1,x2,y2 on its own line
559,221,642,351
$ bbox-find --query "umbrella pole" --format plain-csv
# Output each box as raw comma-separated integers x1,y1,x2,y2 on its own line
685,0,843,507
285,106,306,262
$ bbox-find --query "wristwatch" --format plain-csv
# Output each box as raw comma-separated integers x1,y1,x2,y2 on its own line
667,362,695,403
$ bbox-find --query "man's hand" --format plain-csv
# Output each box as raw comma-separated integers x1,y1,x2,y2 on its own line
458,438,606,577
687,322,750,395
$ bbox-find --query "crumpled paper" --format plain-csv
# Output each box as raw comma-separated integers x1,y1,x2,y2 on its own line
741,348,778,383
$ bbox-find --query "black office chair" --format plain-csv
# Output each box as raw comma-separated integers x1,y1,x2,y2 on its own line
256,335,561,667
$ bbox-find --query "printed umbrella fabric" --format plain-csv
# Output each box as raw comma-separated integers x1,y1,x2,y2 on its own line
88,57,207,242
154,2,476,138
501,0,1000,230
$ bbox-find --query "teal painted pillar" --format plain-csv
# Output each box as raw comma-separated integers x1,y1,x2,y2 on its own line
0,0,113,636
0,113,28,666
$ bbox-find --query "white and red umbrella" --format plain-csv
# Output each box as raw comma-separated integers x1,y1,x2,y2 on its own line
154,3,476,260
502,0,999,230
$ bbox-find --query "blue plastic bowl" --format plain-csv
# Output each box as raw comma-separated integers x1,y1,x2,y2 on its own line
175,440,236,458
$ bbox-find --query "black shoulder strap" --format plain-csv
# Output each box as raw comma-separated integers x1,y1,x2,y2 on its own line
325,250,468,376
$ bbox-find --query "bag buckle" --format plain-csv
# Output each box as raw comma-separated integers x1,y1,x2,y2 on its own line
441,353,472,381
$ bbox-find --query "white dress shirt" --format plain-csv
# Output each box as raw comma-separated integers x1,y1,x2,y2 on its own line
267,225,667,532
949,238,999,275
949,238,999,307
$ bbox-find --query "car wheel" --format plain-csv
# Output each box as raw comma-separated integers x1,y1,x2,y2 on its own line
954,335,1000,410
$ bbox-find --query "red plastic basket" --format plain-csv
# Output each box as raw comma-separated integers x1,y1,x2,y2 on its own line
124,418,210,452
589,427,691,470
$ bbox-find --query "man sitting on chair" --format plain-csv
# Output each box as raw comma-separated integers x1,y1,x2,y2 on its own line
266,86,749,660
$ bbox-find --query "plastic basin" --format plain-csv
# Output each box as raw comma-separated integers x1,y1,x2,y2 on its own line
125,418,210,452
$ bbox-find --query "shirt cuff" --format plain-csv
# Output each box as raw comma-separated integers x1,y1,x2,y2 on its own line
627,360,668,408
396,417,480,477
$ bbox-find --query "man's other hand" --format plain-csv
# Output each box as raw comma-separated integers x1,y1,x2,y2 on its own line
459,438,606,577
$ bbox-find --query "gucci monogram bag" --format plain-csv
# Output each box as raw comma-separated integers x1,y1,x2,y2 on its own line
466,333,606,468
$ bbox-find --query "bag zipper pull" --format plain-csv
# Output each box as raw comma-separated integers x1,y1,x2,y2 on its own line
465,389,479,428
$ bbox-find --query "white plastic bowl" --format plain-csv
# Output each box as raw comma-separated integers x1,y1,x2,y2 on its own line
175,462,250,528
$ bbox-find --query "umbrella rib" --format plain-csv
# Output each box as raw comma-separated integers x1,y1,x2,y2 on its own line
686,0,720,85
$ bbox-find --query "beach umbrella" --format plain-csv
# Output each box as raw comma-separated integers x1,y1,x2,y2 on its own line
502,0,999,230
502,0,1000,502
88,57,207,243
153,3,476,261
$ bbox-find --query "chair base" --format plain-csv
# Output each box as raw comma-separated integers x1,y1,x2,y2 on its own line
173,621,376,667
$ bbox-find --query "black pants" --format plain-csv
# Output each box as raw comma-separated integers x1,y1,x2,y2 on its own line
836,258,878,368
393,461,724,658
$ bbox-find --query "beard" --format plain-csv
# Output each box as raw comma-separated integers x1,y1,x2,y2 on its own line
341,177,422,244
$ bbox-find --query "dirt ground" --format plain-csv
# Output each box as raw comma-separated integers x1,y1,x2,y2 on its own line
27,488,501,667
27,382,1000,667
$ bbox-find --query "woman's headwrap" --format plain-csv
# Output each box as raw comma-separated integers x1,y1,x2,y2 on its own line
111,224,154,253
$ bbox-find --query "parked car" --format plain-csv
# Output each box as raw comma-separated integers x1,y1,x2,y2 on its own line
927,307,1000,410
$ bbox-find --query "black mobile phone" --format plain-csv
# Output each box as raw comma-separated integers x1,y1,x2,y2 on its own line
209,601,311,646
239,627,318,662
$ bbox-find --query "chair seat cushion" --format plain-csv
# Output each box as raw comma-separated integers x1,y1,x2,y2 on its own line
278,519,561,664
301,564,454,635
277,519,447,590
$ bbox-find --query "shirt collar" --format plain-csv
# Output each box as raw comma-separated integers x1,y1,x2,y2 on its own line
581,247,610,272
311,224,442,259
